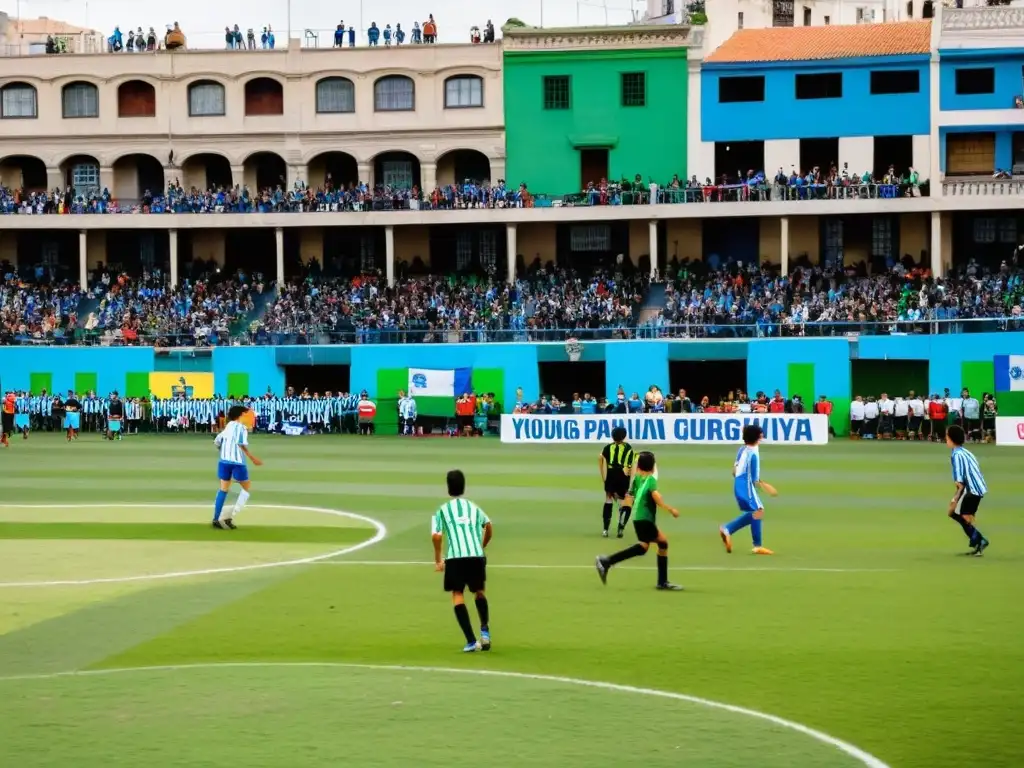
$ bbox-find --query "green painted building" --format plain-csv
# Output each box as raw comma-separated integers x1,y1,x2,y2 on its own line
502,25,695,197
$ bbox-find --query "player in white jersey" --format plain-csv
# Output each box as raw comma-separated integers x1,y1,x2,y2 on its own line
212,405,262,530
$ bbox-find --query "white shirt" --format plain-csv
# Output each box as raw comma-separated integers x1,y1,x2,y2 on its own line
909,398,925,417
946,398,963,414
850,400,865,420
864,401,879,418
215,420,249,464
878,399,894,415
894,399,909,417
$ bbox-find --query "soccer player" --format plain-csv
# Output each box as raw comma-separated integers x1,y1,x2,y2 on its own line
599,426,635,538
212,405,262,530
63,391,82,442
945,424,989,556
719,424,778,556
432,469,493,652
106,393,124,441
1,391,15,448
594,451,682,591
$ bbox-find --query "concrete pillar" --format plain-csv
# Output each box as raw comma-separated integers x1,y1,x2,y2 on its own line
275,227,285,286
780,216,790,276
930,211,943,277
99,166,115,195
78,230,87,290
357,162,372,187
506,223,517,285
385,225,395,288
421,162,437,193
46,166,63,192
230,165,245,189
648,220,658,279
169,229,179,288
286,165,302,191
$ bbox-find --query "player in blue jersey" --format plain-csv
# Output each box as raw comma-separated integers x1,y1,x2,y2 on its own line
719,424,778,555
945,424,989,556
212,405,262,530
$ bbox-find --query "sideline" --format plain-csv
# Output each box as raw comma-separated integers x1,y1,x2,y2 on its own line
0,661,891,768
0,504,386,588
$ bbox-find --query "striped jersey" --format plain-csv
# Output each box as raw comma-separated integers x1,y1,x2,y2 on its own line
431,498,490,560
951,446,987,497
601,441,634,474
734,446,762,507
215,420,249,465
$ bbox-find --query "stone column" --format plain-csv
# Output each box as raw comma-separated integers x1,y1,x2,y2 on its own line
648,220,658,279
930,211,943,277
357,162,373,187
780,216,790,276
169,229,179,288
275,227,285,286
46,166,63,192
385,225,395,288
78,230,88,290
230,165,245,189
421,162,437,193
506,223,517,285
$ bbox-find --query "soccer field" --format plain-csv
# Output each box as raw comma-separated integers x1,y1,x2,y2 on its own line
0,435,1020,767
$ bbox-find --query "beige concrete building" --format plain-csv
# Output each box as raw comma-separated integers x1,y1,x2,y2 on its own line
0,13,105,56
0,38,506,201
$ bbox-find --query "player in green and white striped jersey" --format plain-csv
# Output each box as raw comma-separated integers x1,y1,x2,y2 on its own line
432,470,493,653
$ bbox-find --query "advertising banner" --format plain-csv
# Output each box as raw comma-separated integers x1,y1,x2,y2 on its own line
148,373,214,400
995,417,1024,446
500,413,829,445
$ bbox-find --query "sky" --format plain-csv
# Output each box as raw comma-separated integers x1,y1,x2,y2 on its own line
5,0,649,48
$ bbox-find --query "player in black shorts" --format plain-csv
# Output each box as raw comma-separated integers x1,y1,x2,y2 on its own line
599,426,635,538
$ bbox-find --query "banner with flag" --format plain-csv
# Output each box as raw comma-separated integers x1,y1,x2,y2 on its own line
994,355,1024,392
408,368,473,416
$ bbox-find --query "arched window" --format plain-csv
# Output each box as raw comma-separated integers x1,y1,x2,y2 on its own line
118,80,156,118
63,82,99,118
188,81,226,116
1,83,37,119
445,76,483,108
374,75,414,112
316,77,355,113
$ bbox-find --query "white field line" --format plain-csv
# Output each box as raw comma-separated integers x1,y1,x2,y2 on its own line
0,504,386,588
0,661,890,768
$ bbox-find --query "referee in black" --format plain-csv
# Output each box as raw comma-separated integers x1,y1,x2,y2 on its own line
598,426,635,538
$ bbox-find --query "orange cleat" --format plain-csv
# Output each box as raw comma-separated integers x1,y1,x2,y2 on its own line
751,546,774,555
719,527,732,554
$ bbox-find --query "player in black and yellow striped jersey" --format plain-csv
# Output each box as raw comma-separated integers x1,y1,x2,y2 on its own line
599,426,635,538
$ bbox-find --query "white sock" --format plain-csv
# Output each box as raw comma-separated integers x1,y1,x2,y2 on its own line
231,489,250,518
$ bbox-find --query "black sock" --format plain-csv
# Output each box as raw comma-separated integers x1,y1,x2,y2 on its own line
602,502,613,531
618,505,632,529
606,543,646,566
657,553,668,584
951,513,977,541
454,603,475,644
475,596,489,630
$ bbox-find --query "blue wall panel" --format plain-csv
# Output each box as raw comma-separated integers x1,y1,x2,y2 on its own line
605,342,669,404
939,49,1024,111
746,339,851,399
701,57,930,142
213,347,284,396
0,347,154,394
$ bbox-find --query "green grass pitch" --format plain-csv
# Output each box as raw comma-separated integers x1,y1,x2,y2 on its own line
0,435,1021,767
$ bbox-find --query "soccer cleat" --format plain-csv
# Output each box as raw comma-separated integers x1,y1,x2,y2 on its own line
211,520,227,530
657,582,684,591
602,530,608,538
595,556,609,585
480,628,491,651
224,519,237,530
462,641,481,653
719,527,733,554
973,538,990,557
616,528,624,539
751,546,775,555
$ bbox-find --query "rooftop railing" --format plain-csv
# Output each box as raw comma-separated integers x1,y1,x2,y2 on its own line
941,179,1024,197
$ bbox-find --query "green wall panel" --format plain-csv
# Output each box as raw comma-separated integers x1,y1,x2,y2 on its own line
226,372,250,398
787,363,815,402
997,391,1024,417
376,368,408,400
961,361,994,398
829,397,852,438
851,360,928,399
471,368,504,400
124,372,150,399
74,372,98,395
29,372,52,395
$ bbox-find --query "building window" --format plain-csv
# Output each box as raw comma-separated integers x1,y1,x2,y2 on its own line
772,0,794,26
621,72,646,107
316,77,355,113
1,83,37,118
71,161,100,197
824,15,830,24
374,75,415,111
543,75,570,110
118,80,156,117
456,231,474,271
719,76,765,103
62,82,99,118
871,217,893,260
955,68,995,96
479,230,497,272
999,217,1018,244
973,218,996,244
445,76,483,108
663,0,674,14
803,6,811,25
795,73,843,100
360,235,377,273
188,81,226,116
381,160,414,189
738,12,744,28
570,225,611,252
823,219,844,266
870,70,920,95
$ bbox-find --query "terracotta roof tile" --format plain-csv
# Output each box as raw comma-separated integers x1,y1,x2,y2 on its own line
705,20,932,64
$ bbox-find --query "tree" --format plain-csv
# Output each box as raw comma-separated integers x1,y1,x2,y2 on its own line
687,0,707,25
504,18,528,28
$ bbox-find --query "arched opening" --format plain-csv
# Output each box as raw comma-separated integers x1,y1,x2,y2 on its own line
244,77,284,116
307,151,359,189
60,154,101,196
0,154,47,191
315,77,355,114
0,82,38,119
244,151,286,190
373,75,415,111
112,154,166,203
436,149,492,187
181,153,233,191
373,151,420,190
62,81,99,118
118,80,156,117
188,80,226,117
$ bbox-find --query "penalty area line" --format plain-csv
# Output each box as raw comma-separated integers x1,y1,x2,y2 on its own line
319,560,899,573
0,662,891,768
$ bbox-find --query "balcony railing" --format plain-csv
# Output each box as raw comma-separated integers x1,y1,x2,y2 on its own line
941,179,1024,197
6,317,1022,347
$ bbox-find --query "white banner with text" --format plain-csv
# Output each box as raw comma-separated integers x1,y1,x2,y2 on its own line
500,413,829,445
995,417,1024,446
